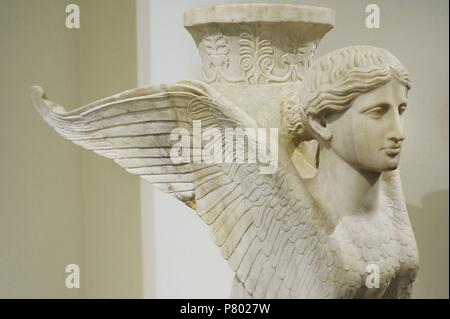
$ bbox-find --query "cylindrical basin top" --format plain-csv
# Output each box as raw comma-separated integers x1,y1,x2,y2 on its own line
184,4,335,85
184,3,335,26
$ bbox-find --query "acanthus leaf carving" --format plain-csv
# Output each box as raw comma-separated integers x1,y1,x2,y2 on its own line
201,24,320,84
239,25,275,84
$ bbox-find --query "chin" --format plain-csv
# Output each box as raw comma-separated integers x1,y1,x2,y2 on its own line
360,160,400,173
381,160,400,171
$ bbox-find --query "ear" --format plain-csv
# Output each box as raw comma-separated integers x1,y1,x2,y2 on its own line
308,114,332,141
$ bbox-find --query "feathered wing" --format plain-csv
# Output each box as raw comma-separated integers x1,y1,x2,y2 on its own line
31,80,356,298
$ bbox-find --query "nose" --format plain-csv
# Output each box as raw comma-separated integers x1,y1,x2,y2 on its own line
387,109,406,144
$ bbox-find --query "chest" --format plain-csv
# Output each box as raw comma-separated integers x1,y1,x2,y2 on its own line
331,214,419,298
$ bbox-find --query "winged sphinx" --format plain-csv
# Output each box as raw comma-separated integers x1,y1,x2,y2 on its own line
31,45,418,299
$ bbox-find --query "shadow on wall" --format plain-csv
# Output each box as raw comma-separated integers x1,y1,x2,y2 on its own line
407,190,449,299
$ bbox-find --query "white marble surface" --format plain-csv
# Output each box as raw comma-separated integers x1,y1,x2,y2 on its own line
32,4,419,298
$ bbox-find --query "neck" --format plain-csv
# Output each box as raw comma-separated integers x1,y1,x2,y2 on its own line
305,145,382,229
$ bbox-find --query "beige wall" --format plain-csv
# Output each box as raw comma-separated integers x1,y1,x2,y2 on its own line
77,0,142,299
0,0,141,298
0,0,83,298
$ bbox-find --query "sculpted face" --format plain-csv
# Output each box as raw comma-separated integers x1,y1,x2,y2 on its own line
326,79,408,173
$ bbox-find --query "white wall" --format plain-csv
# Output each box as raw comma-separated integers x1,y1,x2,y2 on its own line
137,0,156,299
144,0,236,299
141,0,448,299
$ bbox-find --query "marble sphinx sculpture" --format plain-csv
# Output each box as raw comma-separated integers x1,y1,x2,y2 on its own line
31,4,419,298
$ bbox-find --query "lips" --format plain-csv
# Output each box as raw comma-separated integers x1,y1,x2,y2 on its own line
382,147,401,156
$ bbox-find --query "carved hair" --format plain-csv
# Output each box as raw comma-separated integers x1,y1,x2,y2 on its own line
282,45,411,144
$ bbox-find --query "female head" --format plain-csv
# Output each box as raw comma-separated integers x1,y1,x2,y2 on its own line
283,45,411,173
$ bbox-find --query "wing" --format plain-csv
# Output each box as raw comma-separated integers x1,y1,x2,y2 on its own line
31,80,353,298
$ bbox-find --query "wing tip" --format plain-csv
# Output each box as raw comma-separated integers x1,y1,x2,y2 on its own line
31,85,50,119
30,85,68,120
31,85,45,100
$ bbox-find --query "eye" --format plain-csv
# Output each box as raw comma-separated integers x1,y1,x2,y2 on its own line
364,105,388,118
399,103,407,115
